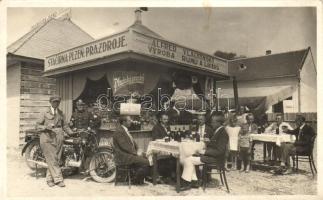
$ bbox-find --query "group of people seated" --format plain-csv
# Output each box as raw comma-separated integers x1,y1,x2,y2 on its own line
113,107,316,191
37,95,316,190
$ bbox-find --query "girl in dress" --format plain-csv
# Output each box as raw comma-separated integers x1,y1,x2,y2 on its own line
225,114,241,170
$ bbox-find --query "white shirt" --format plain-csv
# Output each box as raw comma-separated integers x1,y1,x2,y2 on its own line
225,126,241,151
121,125,134,146
198,124,206,137
50,106,57,115
299,123,305,130
265,121,293,134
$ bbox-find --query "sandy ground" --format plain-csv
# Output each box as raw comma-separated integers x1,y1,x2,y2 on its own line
6,144,317,197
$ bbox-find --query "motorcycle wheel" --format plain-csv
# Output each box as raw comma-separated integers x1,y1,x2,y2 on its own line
89,151,116,183
24,140,45,170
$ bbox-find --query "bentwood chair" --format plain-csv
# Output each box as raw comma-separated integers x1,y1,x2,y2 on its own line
114,164,134,188
292,135,317,176
201,162,230,193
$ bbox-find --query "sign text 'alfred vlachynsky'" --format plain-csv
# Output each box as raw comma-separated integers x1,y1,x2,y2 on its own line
132,31,228,75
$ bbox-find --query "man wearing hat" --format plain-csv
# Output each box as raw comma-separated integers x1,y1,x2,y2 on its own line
69,99,101,131
36,95,73,187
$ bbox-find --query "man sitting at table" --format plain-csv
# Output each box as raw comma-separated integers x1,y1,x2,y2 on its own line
151,112,176,182
279,115,316,174
196,113,213,139
241,113,258,161
152,112,171,140
113,115,150,185
180,111,229,191
265,113,293,162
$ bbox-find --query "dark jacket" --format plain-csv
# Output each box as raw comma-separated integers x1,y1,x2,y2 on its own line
286,124,316,154
201,126,229,166
152,123,170,140
113,125,139,165
203,124,214,139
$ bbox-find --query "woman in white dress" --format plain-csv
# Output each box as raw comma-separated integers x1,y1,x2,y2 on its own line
225,114,242,170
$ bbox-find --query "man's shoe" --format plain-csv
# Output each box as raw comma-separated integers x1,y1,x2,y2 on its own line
180,178,191,191
282,168,293,175
47,181,55,187
56,181,66,187
191,180,199,188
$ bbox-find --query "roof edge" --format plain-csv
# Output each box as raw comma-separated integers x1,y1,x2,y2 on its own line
228,47,310,62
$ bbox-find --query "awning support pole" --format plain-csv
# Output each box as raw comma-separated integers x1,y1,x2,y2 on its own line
233,76,239,112
213,78,218,111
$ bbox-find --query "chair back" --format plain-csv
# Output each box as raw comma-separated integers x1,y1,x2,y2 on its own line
309,134,317,153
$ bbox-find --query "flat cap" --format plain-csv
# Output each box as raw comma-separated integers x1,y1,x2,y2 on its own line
49,96,61,102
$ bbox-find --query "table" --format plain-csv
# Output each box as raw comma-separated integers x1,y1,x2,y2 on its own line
250,133,296,161
146,140,205,193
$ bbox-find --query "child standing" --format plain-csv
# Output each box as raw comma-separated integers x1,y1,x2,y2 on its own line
225,114,241,170
238,126,252,173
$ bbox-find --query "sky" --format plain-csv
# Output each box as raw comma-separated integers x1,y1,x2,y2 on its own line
7,7,317,61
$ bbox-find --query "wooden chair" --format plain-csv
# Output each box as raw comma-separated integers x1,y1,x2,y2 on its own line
114,165,133,188
292,135,317,176
201,162,230,193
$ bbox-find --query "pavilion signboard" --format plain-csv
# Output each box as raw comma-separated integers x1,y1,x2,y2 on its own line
131,31,228,75
45,31,129,70
45,30,228,76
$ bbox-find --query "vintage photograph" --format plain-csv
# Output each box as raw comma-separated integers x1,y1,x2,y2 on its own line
6,6,318,197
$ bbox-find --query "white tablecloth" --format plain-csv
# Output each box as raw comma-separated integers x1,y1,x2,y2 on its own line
146,140,205,165
250,133,296,146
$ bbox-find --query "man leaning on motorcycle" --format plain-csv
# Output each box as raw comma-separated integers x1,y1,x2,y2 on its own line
35,95,74,187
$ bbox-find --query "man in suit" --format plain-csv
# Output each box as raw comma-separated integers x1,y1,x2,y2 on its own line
151,112,176,182
196,113,213,139
36,96,73,187
180,111,229,191
152,112,170,140
113,115,150,184
280,115,316,174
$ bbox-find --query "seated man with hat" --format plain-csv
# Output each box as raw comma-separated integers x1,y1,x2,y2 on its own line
35,95,74,187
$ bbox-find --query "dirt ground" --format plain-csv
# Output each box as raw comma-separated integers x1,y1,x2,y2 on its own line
6,144,317,197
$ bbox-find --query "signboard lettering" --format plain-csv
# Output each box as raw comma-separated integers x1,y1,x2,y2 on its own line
46,34,128,69
45,31,228,76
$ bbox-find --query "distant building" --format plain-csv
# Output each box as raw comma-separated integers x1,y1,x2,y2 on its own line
218,47,317,116
7,16,93,148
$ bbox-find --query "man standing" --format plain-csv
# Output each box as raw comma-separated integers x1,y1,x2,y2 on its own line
280,115,316,174
180,111,229,191
113,115,150,184
196,113,214,139
36,96,73,187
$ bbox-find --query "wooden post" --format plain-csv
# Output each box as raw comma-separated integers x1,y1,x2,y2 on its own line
213,78,218,111
233,76,239,112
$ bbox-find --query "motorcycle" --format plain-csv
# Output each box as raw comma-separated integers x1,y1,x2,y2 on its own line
21,128,116,183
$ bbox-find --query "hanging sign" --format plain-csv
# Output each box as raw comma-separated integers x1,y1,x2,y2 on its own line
112,71,145,95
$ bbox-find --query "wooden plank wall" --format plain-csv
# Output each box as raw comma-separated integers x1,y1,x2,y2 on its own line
19,64,56,145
